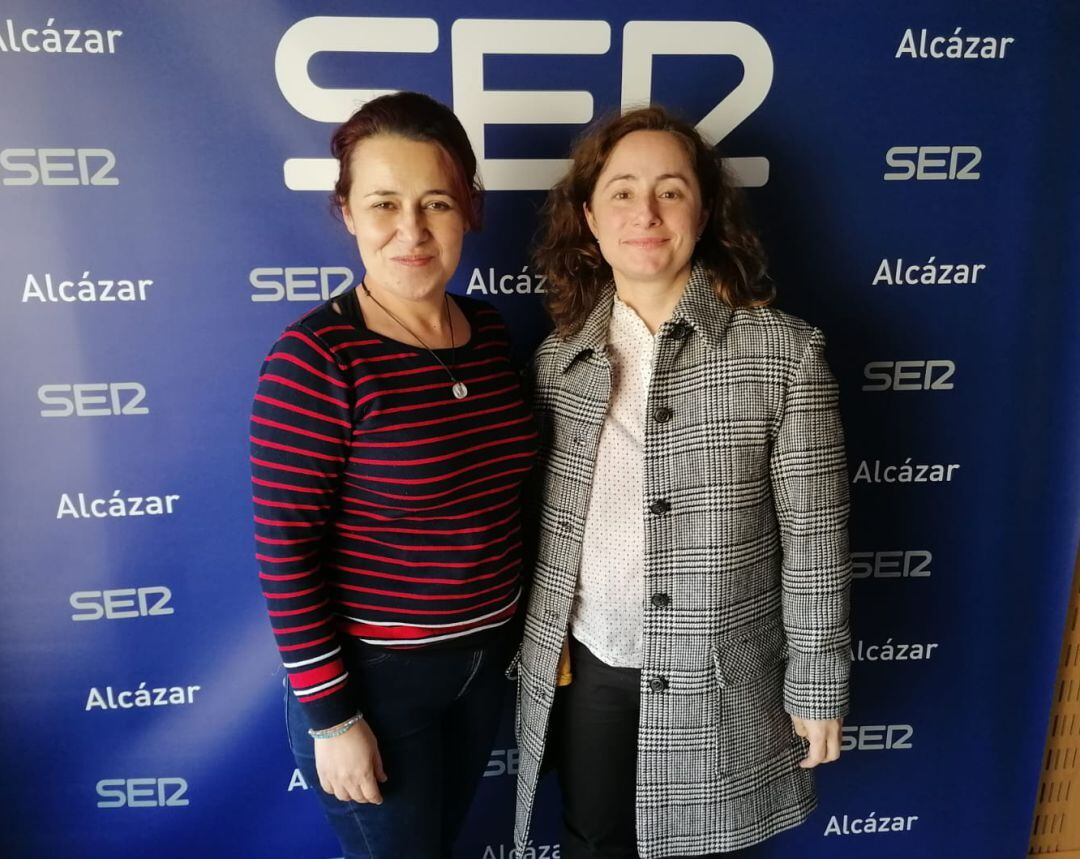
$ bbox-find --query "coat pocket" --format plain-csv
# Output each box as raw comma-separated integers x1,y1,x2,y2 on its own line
711,620,795,775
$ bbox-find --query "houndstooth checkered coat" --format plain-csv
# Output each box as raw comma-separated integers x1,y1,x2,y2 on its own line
513,264,852,858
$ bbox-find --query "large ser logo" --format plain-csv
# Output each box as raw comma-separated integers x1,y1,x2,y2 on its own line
276,17,774,191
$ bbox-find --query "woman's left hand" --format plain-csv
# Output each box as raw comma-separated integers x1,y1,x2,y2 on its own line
791,715,843,768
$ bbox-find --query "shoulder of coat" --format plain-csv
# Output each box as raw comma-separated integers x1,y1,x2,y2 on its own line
532,330,562,371
727,305,818,360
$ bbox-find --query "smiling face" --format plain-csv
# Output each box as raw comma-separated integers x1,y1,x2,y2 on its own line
584,130,707,290
341,134,468,303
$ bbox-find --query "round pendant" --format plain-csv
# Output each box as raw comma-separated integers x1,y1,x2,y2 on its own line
452,381,469,400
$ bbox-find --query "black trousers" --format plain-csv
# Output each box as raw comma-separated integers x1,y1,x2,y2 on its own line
551,636,757,859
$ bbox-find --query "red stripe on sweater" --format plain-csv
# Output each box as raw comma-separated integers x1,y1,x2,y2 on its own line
334,525,518,553
332,577,516,602
258,374,351,409
354,371,509,406
255,393,352,428
268,598,331,617
278,329,340,365
337,590,515,616
278,633,337,652
349,433,537,467
290,659,345,689
252,414,345,445
296,678,348,702
250,456,335,479
335,507,516,535
363,383,519,420
341,605,516,640
329,556,518,587
266,350,347,389
340,473,527,506
352,412,526,446
333,539,520,570
250,436,346,463
346,452,535,486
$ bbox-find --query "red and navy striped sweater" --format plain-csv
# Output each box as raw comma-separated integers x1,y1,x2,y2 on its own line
251,291,538,728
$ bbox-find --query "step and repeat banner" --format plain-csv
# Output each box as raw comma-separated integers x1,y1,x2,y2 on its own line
2,1,1079,857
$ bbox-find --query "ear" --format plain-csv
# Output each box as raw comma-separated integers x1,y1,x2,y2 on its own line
341,201,357,237
583,200,599,240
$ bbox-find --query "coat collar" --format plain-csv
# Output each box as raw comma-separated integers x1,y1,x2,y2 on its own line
556,261,733,373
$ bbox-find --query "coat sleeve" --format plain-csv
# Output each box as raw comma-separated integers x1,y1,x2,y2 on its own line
250,323,358,730
768,327,852,720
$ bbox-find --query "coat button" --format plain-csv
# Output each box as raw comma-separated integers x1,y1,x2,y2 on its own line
648,676,669,693
653,406,672,424
649,499,671,515
650,592,671,609
668,322,690,340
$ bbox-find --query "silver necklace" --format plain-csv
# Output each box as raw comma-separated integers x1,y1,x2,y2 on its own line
360,282,468,400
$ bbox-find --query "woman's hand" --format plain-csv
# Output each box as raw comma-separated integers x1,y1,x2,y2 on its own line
314,718,388,804
791,715,843,768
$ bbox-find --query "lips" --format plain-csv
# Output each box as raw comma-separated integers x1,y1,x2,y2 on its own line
393,256,434,267
623,238,669,248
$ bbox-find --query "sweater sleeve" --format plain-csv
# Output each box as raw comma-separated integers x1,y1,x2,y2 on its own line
250,323,358,730
769,327,853,720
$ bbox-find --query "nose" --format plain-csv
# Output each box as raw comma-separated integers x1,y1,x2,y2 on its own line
396,205,431,245
632,195,661,227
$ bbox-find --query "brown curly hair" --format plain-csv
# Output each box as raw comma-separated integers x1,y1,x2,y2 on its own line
533,106,773,335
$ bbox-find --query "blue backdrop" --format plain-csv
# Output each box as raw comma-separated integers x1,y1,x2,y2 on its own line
2,1,1079,857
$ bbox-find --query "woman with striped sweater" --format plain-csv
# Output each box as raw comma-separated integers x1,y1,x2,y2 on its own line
250,91,537,858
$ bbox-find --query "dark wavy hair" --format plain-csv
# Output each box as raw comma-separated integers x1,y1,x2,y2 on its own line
533,106,772,335
329,91,483,230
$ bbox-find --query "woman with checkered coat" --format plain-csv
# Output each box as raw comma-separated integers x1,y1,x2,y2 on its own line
512,106,852,859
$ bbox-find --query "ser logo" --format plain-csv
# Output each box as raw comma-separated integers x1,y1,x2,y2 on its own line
250,267,354,302
71,587,173,621
96,778,188,808
39,382,148,417
276,16,774,191
483,748,519,777
852,550,932,579
0,148,117,186
862,360,955,391
841,724,914,751
884,146,980,181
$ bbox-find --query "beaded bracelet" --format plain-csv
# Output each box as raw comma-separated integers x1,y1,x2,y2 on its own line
308,712,364,740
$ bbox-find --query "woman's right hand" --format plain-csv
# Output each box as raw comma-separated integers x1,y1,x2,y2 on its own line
314,718,388,804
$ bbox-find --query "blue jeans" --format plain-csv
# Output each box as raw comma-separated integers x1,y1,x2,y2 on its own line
285,632,513,859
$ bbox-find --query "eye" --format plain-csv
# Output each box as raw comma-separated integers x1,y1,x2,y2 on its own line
659,189,682,199
613,190,631,200
371,201,395,210
426,199,454,211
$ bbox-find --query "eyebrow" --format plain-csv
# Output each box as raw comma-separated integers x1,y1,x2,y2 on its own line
363,189,456,198
601,172,691,189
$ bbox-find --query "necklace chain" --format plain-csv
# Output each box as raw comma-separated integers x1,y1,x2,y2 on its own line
359,282,469,399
